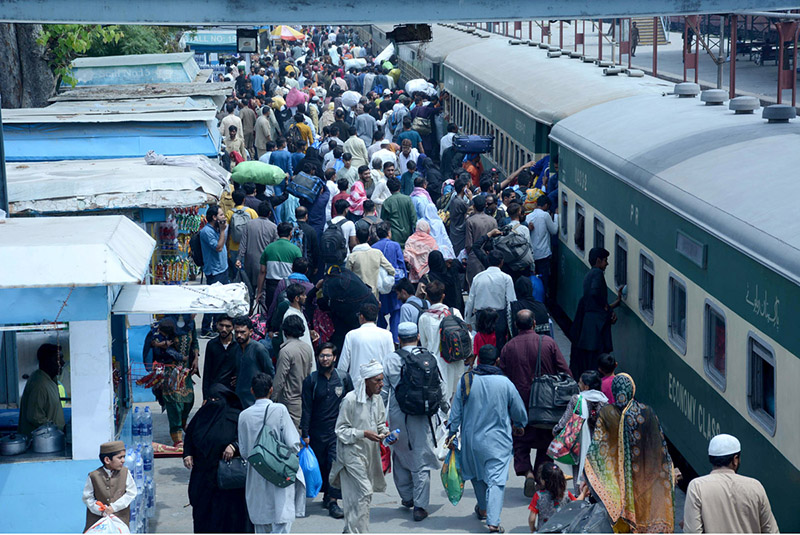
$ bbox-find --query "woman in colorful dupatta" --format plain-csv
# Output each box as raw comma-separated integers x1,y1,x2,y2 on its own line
403,220,438,283
584,373,675,533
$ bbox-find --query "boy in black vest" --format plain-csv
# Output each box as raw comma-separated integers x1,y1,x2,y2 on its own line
82,440,137,531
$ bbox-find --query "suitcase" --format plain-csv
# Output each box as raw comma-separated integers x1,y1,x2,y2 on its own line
286,172,324,204
453,135,494,154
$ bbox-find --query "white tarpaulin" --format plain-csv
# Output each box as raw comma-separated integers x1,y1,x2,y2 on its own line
112,282,249,316
7,157,224,214
374,42,394,65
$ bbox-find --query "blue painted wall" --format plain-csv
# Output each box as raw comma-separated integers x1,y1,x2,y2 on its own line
0,287,110,324
0,459,98,533
128,325,156,403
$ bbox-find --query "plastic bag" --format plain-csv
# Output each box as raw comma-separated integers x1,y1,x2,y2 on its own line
85,514,130,534
440,446,464,506
231,161,287,186
341,90,361,109
299,442,323,498
285,87,308,108
380,442,391,474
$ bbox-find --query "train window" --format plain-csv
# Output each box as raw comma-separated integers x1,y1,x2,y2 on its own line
747,334,776,435
668,275,687,354
594,217,605,249
614,233,627,289
703,301,726,390
574,203,585,255
639,252,655,324
560,192,568,237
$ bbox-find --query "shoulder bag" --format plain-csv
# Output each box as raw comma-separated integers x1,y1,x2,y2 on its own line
247,404,300,488
528,335,579,428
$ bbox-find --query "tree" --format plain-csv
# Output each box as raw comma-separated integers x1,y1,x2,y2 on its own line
37,25,124,88
88,26,185,57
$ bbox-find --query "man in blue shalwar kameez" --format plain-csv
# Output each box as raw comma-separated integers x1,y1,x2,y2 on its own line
447,345,527,533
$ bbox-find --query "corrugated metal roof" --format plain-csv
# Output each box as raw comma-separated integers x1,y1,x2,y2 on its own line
443,37,670,125
549,94,800,284
7,158,224,214
44,96,218,114
0,215,155,288
69,52,201,86
50,81,234,104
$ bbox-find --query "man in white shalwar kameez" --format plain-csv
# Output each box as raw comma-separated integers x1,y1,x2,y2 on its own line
330,360,389,533
447,346,527,533
383,322,449,522
337,303,395,378
238,373,306,534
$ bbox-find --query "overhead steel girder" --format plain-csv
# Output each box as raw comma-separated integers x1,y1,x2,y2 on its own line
4,0,800,24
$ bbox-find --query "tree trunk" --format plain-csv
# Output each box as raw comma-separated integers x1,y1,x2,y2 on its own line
0,23,55,108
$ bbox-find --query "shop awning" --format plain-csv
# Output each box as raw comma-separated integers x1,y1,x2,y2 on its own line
68,52,203,86
112,283,249,316
0,215,155,288
6,157,225,215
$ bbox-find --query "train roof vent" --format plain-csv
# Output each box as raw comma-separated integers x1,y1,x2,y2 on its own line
547,50,562,58
596,60,615,68
626,69,645,77
762,104,796,123
604,67,622,76
581,56,597,63
538,43,550,49
700,89,727,106
569,51,583,58
528,40,540,46
509,39,522,45
729,96,760,114
674,82,700,98
547,45,561,52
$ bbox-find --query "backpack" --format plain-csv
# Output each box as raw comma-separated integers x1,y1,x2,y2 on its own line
411,116,432,136
439,308,473,363
355,214,381,244
290,224,307,258
247,404,300,488
287,123,304,146
406,299,429,325
394,347,443,417
189,232,204,267
493,225,534,271
320,220,347,265
229,208,250,243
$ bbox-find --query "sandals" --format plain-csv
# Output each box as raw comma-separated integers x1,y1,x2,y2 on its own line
488,526,504,533
474,504,487,521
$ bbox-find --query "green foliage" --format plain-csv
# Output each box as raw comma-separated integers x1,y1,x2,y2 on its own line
88,26,186,57
37,25,123,87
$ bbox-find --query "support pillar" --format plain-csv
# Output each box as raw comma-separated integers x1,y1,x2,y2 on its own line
684,16,700,83
653,16,659,76
775,21,799,105
599,19,603,60
730,15,737,98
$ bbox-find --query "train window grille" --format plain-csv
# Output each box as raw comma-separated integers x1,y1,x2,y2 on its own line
560,192,568,237
747,335,776,435
668,275,687,354
703,301,726,391
639,253,655,324
574,203,586,255
614,233,627,289
594,217,605,250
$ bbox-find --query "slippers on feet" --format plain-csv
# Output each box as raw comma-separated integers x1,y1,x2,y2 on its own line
488,526,505,533
524,476,536,497
474,504,487,521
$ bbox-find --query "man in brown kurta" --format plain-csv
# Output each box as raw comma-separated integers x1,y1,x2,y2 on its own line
272,315,314,430
82,441,137,531
465,195,499,286
498,310,571,495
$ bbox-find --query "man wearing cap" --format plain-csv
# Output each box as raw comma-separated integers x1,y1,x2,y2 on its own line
330,360,389,533
382,323,448,522
372,139,398,171
683,434,778,533
83,441,137,531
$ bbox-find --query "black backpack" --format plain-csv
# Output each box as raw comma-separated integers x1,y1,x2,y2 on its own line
439,308,473,363
394,347,443,417
321,220,347,265
189,232,204,268
287,123,305,146
493,225,534,271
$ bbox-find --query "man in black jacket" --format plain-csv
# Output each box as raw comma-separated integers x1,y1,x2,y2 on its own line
300,343,354,519
201,315,240,400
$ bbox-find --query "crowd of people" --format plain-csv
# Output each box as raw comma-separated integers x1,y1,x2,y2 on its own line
90,24,779,535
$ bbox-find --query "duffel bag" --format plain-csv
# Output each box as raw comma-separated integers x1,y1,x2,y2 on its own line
528,335,579,428
493,225,534,271
231,161,287,186
453,135,494,154
247,405,299,488
287,172,324,204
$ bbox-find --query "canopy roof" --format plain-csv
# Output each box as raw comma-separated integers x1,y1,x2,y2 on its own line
0,215,155,288
69,52,203,86
112,283,249,316
7,157,224,214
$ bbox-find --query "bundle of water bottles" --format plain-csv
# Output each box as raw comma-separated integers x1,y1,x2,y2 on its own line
124,407,156,534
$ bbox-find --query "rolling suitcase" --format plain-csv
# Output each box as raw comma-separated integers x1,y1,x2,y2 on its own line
453,135,494,154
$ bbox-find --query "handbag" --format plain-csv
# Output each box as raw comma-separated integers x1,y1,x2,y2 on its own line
377,266,394,294
247,404,300,488
528,335,580,428
411,116,432,136
217,457,248,490
547,395,583,464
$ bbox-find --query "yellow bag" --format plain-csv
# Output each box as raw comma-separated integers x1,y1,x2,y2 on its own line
523,187,546,215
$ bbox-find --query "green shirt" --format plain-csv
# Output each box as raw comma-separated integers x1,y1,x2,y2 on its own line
18,369,65,437
260,238,302,280
381,192,418,247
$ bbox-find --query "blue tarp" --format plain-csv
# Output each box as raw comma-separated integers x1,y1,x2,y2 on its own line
4,121,220,161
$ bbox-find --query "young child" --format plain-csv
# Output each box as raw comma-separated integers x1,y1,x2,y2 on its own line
529,463,585,532
473,308,498,356
598,353,617,404
82,441,137,531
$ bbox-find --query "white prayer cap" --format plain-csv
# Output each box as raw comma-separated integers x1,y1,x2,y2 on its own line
360,359,384,380
398,322,418,338
708,434,741,456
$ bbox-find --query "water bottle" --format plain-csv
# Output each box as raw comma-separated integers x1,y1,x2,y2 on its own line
145,476,155,518
134,446,144,491
124,448,136,472
129,498,137,533
142,443,153,476
383,428,401,447
132,407,142,445
143,407,153,444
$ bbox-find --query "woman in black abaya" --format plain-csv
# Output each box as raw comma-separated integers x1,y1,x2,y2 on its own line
183,384,249,533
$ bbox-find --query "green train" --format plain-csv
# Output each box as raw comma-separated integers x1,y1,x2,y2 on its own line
363,23,800,530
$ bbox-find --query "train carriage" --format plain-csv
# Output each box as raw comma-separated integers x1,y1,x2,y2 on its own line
549,93,800,531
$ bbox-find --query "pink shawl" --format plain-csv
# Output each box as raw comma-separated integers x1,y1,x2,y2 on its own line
403,220,438,283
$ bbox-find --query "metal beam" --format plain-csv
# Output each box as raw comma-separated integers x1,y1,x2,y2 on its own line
3,0,800,24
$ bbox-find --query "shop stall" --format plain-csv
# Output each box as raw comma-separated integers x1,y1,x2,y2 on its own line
68,52,209,86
